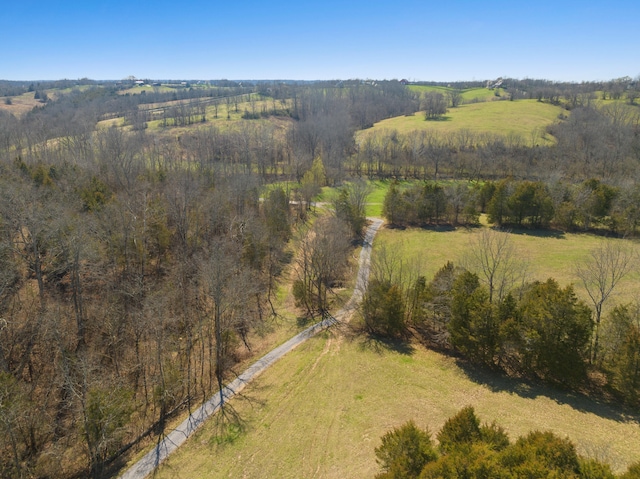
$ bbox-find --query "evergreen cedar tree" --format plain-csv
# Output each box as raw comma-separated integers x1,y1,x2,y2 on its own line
375,406,640,478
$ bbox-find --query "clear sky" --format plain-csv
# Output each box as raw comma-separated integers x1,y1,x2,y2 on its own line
2,0,638,82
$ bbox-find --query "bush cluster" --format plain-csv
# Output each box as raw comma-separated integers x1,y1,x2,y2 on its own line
375,406,640,478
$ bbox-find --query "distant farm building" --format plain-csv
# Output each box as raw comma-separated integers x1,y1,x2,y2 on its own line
486,78,503,89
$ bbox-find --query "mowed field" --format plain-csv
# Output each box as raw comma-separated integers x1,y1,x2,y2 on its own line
150,220,640,479
376,222,640,308
360,99,563,145
153,330,640,479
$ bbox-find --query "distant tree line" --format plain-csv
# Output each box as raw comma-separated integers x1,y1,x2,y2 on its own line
3,79,638,189
381,176,640,236
410,76,640,106
0,78,98,98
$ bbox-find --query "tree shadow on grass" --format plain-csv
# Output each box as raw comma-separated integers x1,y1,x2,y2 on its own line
501,226,566,239
420,224,457,233
352,331,416,356
207,403,248,447
296,315,314,328
455,359,640,424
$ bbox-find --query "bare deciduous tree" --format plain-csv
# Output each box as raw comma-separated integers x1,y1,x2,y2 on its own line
575,240,636,363
448,89,463,108
294,216,352,317
423,92,448,120
463,229,528,304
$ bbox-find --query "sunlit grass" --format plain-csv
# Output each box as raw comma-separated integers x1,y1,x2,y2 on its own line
359,99,563,146
147,215,640,479
153,329,640,478
0,91,41,116
408,85,502,102
376,222,640,307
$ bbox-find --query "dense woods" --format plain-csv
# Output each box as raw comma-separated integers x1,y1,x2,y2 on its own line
381,176,640,235
0,76,639,477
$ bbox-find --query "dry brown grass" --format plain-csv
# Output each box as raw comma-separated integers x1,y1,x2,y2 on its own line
0,92,43,116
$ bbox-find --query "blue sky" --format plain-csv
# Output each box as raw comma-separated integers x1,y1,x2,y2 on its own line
2,0,638,82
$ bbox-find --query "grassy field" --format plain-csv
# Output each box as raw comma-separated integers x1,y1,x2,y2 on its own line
327,178,640,306
153,329,640,478
408,85,503,103
143,96,289,132
359,99,563,146
94,95,292,137
376,222,640,308
0,91,43,116
118,84,176,95
145,217,640,479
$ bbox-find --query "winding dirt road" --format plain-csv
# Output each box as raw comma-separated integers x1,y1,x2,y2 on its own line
119,218,383,479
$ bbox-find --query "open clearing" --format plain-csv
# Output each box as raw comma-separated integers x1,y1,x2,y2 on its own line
154,329,640,478
151,219,640,479
376,223,640,308
408,85,504,103
359,99,563,145
0,91,43,116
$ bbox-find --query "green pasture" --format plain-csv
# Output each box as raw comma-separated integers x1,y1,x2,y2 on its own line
408,85,503,102
49,85,92,96
153,328,640,479
142,95,289,133
376,222,640,308
118,85,194,95
360,99,563,146
592,98,640,118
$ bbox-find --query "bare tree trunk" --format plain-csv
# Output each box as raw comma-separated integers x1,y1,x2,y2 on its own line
575,240,635,364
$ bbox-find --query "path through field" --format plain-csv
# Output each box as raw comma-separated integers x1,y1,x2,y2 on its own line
118,218,384,479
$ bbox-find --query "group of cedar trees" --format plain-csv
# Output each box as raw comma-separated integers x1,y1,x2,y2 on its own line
374,406,640,478
362,229,640,406
0,78,638,478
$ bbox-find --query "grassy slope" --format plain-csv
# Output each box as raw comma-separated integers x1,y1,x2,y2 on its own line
152,220,640,479
0,91,42,116
408,85,502,102
94,96,292,138
359,99,563,145
154,331,640,478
